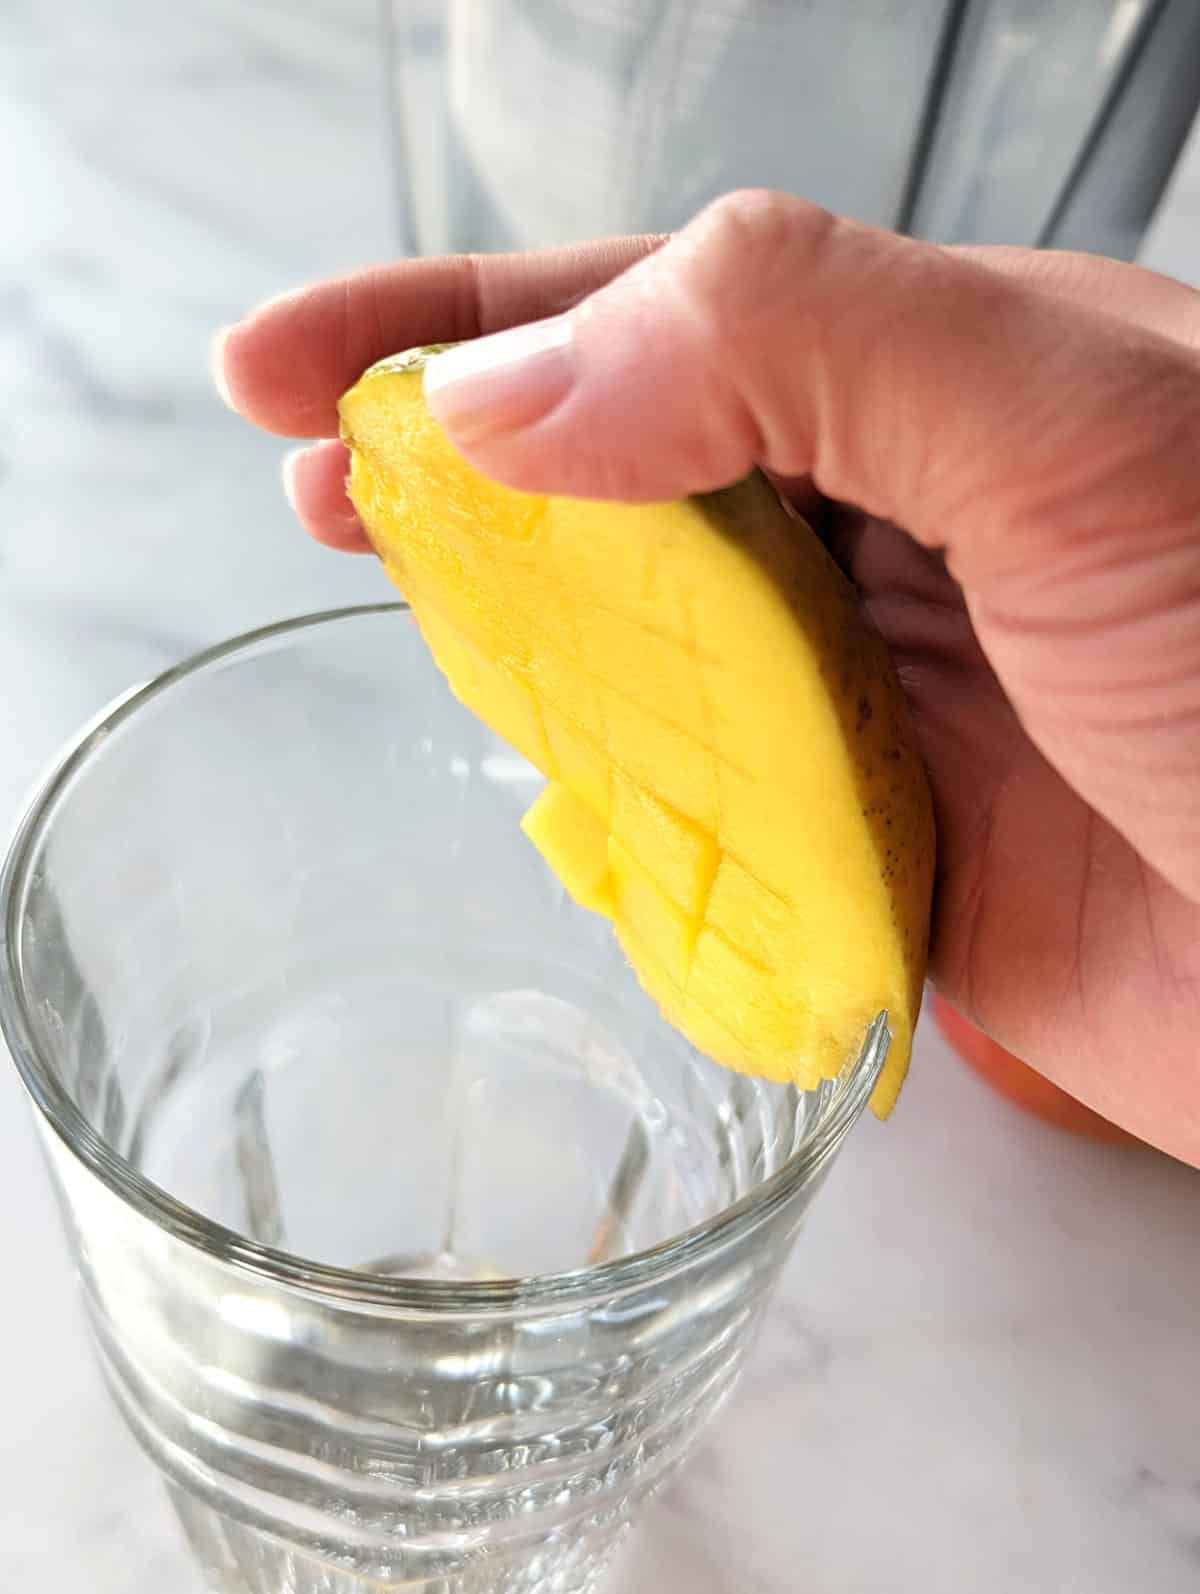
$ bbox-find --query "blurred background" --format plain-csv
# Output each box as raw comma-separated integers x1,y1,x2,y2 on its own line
5,0,1200,823
3,2,1200,1588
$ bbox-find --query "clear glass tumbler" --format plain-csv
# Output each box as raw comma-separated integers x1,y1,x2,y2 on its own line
0,606,886,1594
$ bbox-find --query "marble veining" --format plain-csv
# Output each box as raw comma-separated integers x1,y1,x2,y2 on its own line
2,4,1200,1590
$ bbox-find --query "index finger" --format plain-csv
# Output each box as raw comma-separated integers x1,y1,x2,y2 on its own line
216,236,664,438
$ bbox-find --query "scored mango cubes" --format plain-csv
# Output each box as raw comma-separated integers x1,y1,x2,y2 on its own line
339,347,934,1115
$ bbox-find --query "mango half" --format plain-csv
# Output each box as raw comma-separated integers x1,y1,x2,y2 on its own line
339,347,934,1115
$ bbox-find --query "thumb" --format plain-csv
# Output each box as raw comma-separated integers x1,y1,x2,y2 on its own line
422,191,1199,553
425,192,1200,902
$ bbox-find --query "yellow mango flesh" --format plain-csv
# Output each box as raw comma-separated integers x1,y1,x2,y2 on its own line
339,349,934,1115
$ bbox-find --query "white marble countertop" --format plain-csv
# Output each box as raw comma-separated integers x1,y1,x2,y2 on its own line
3,5,1200,1590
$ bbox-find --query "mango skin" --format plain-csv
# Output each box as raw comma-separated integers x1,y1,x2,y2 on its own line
339,347,934,1115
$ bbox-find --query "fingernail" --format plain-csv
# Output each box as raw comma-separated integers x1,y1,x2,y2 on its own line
209,324,236,410
281,445,307,511
423,315,574,440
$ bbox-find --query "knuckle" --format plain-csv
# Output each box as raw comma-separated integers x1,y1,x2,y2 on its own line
696,190,837,276
704,187,810,241
668,191,847,465
452,252,487,340
679,189,845,338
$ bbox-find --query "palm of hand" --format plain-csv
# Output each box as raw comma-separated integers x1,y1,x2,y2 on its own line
832,505,1198,1135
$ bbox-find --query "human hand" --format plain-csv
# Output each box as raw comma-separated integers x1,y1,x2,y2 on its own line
213,194,1200,1165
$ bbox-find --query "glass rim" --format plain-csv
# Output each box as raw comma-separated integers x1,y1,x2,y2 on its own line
0,604,888,1312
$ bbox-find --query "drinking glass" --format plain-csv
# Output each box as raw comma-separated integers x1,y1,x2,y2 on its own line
0,606,887,1593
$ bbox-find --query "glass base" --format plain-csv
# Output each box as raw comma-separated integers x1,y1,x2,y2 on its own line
170,1483,633,1594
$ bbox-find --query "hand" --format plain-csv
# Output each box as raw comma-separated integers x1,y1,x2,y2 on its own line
214,194,1200,1165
